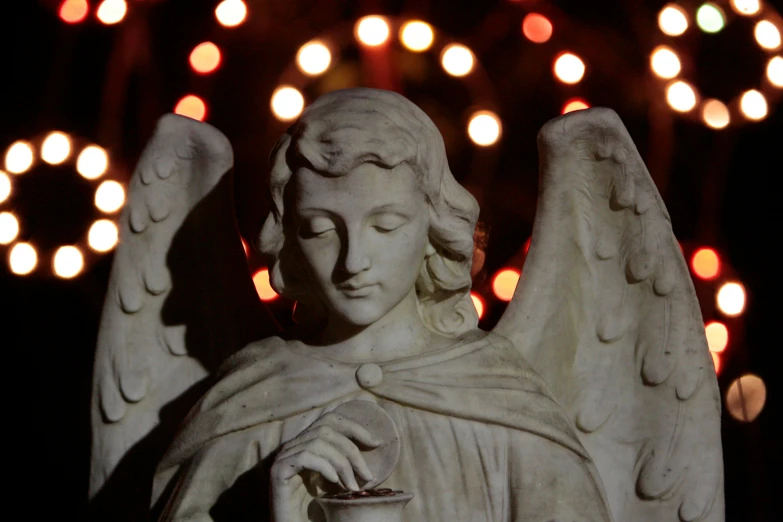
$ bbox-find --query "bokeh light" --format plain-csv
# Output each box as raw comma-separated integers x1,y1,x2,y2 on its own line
691,247,720,280
96,0,127,25
189,42,222,75
755,20,782,50
59,0,88,24
400,21,434,52
467,111,502,146
53,246,84,279
562,98,590,113
0,212,20,245
76,146,108,180
702,99,731,129
5,141,34,175
659,5,689,36
768,56,783,87
471,292,485,320
711,351,721,374
740,89,768,120
355,16,390,47
41,132,72,165
717,282,746,316
666,80,697,112
88,219,119,252
215,0,247,28
253,268,278,301
441,44,474,77
553,52,585,84
726,374,766,422
696,3,725,33
270,86,305,121
174,95,207,122
731,0,760,16
650,46,681,79
296,41,332,76
521,13,553,44
492,268,520,302
0,171,12,204
95,180,125,213
705,321,729,353
9,242,37,275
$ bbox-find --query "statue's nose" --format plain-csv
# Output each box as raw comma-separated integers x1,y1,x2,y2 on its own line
343,231,372,275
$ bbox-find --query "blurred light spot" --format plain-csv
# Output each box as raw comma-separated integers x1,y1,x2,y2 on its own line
467,111,502,146
59,0,88,24
731,0,760,15
95,180,125,213
271,86,305,121
9,242,37,275
88,219,119,252
0,171,11,203
97,0,127,25
666,80,697,112
215,0,247,28
562,98,590,113
553,52,585,84
726,374,766,422
523,237,531,254
705,321,729,353
76,146,108,180
41,132,72,165
521,13,553,44
702,99,731,129
696,3,725,33
0,212,20,245
189,42,222,75
493,268,520,302
400,20,434,52
711,351,721,374
659,4,689,36
740,89,768,120
650,46,681,79
296,41,332,76
441,44,474,77
755,20,782,50
717,282,746,316
5,141,34,175
241,238,249,257
355,16,390,47
253,268,278,301
691,247,720,279
53,245,84,279
174,95,207,121
768,56,783,87
471,292,485,319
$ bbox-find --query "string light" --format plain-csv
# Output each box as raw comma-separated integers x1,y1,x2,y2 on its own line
59,0,88,24
88,220,119,252
355,16,390,47
659,5,689,36
702,99,731,129
740,89,768,120
0,212,20,245
755,20,782,50
9,242,37,275
253,268,278,301
0,172,10,203
726,374,766,422
705,321,729,353
76,145,108,180
696,3,725,34
189,42,222,75
174,95,207,121
522,13,553,44
562,98,590,113
650,46,681,79
441,44,474,77
400,21,434,52
215,0,247,28
666,81,697,112
492,269,520,302
94,180,125,213
731,0,760,16
768,56,783,86
467,111,502,146
96,0,127,25
270,86,305,121
553,52,585,84
41,132,72,165
5,141,34,175
717,282,746,316
470,292,485,320
691,247,721,280
296,41,332,76
52,246,84,279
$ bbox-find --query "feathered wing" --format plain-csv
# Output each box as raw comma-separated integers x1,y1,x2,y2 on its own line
494,108,724,522
90,114,279,507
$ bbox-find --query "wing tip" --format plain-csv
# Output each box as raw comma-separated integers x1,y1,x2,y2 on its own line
155,113,234,167
538,106,623,145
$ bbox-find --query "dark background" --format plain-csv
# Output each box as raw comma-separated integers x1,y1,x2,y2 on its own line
3,0,781,519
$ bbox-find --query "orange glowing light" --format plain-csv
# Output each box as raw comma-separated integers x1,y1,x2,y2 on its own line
96,0,127,25
522,14,553,44
215,0,247,28
59,0,88,24
492,268,520,302
470,292,485,319
562,98,590,114
174,95,207,121
691,247,720,280
711,352,721,374
705,321,729,353
253,268,278,301
553,52,585,84
241,238,249,257
189,42,222,74
523,237,531,254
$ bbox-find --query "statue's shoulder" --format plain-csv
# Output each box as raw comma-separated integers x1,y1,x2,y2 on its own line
216,335,292,376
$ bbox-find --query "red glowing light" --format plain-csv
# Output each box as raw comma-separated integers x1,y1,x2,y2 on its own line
174,95,207,121
470,292,485,319
562,98,590,114
691,247,720,280
253,268,278,301
60,0,89,24
492,268,521,302
523,237,531,254
522,13,553,43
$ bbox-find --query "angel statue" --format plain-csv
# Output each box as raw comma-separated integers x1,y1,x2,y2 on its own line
89,88,724,522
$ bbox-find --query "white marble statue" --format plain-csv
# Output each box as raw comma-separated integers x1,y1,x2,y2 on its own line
90,88,724,522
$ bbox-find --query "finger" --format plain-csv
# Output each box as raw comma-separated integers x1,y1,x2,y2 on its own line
278,440,361,491
280,426,374,482
316,413,383,447
275,450,340,485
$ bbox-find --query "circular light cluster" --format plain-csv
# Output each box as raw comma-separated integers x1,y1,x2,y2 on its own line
553,52,586,84
297,41,332,76
355,16,391,47
271,86,305,122
400,21,434,52
1,133,121,277
467,111,502,146
441,44,475,77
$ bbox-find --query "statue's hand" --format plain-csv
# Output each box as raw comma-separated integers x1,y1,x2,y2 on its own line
270,411,381,521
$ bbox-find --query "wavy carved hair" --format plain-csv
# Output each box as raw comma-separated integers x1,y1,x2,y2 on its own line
259,88,479,337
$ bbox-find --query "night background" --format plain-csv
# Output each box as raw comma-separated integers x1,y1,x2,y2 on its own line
3,0,781,519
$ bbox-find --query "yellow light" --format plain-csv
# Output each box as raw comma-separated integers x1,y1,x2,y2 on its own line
467,111,502,146
9,242,37,275
253,268,279,301
41,132,72,165
97,0,127,25
666,80,697,112
711,351,721,374
215,0,247,28
174,95,207,121
53,245,84,279
355,16,390,47
705,321,729,353
717,282,746,316
0,171,11,203
470,292,485,320
492,269,520,302
726,374,766,422
95,180,125,213
731,0,760,16
189,42,222,75
59,0,88,24
650,46,681,79
691,247,720,279
76,145,108,180
740,89,768,120
5,141,34,175
755,20,782,50
0,212,20,245
296,41,332,76
441,44,474,77
271,86,305,121
88,219,119,252
562,98,590,113
702,99,731,129
553,52,586,84
768,56,783,87
400,20,434,52
659,4,689,36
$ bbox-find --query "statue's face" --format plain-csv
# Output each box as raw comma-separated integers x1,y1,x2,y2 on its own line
293,162,431,327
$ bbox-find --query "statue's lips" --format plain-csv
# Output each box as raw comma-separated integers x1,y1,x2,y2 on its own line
338,283,377,298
